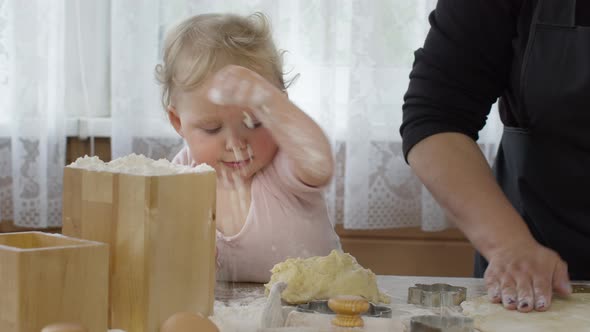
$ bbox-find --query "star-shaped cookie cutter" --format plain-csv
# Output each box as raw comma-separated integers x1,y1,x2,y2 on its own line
410,315,474,332
407,283,467,307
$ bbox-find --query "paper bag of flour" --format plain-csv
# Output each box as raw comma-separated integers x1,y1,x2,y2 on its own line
62,155,216,332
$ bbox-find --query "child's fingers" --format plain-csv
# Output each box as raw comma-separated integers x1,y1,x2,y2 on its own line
208,74,240,105
209,65,274,108
208,86,225,105
212,65,234,84
209,80,271,108
250,84,272,108
234,79,253,105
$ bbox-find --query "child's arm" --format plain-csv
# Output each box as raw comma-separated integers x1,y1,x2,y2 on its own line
208,65,334,187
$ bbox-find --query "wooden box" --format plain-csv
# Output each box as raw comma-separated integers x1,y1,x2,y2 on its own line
62,167,216,332
0,232,108,332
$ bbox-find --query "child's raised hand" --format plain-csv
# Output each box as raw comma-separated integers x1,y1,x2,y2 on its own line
207,65,281,110
208,65,334,188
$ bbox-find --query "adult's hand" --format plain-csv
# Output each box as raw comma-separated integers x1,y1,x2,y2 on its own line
484,241,572,312
406,133,573,313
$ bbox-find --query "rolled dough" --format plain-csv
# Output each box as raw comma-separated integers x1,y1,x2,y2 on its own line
264,250,390,304
461,294,590,332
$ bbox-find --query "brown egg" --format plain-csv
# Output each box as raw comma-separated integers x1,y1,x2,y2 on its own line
41,322,88,332
161,312,219,332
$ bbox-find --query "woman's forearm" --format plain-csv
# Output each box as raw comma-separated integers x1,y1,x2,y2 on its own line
255,94,334,187
407,132,537,259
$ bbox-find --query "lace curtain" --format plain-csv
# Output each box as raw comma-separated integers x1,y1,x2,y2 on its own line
0,0,502,229
111,0,503,230
0,0,66,228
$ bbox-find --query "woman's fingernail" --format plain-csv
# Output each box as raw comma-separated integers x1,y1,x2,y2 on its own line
536,299,546,309
503,296,516,305
518,300,529,309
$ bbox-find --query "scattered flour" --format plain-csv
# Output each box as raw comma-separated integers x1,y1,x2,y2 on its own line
105,298,266,332
67,154,213,176
210,298,267,332
251,85,271,106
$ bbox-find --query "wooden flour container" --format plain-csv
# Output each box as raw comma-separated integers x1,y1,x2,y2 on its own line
62,165,217,332
0,232,108,332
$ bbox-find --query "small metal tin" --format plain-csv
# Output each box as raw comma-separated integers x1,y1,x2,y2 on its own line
408,284,467,307
410,315,474,332
295,300,392,318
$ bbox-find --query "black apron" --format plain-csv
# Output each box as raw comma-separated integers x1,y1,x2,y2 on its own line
474,0,590,280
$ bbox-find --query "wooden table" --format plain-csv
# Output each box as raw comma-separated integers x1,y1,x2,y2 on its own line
210,276,590,332
210,276,485,332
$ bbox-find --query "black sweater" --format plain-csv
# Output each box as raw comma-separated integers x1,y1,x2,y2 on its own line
400,0,590,160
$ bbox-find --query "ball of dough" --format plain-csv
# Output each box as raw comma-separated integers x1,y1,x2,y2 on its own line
265,250,390,304
161,312,219,332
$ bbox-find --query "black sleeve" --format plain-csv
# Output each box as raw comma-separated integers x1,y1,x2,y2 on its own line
400,0,520,161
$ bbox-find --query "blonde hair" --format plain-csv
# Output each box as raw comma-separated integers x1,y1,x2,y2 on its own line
155,12,289,109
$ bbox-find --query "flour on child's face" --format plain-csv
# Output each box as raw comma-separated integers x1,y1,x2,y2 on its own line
242,112,255,129
174,77,278,182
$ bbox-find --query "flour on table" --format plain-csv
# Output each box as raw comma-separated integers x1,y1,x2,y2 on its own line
209,297,267,332
461,294,590,332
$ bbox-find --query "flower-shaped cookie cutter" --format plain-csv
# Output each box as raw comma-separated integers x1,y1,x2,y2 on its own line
296,300,392,318
410,315,474,332
407,283,467,307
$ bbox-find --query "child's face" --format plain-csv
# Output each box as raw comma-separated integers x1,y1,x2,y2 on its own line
169,77,278,183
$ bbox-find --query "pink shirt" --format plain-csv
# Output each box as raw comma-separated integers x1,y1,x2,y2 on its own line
172,147,341,283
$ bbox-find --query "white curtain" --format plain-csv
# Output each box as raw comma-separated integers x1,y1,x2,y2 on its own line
0,0,67,228
0,0,503,229
0,0,111,228
110,0,503,230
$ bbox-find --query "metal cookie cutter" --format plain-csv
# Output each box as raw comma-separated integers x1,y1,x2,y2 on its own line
296,300,392,318
408,284,467,307
572,284,590,293
410,315,474,332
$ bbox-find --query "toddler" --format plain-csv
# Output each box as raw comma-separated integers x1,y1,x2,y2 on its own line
156,12,341,282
